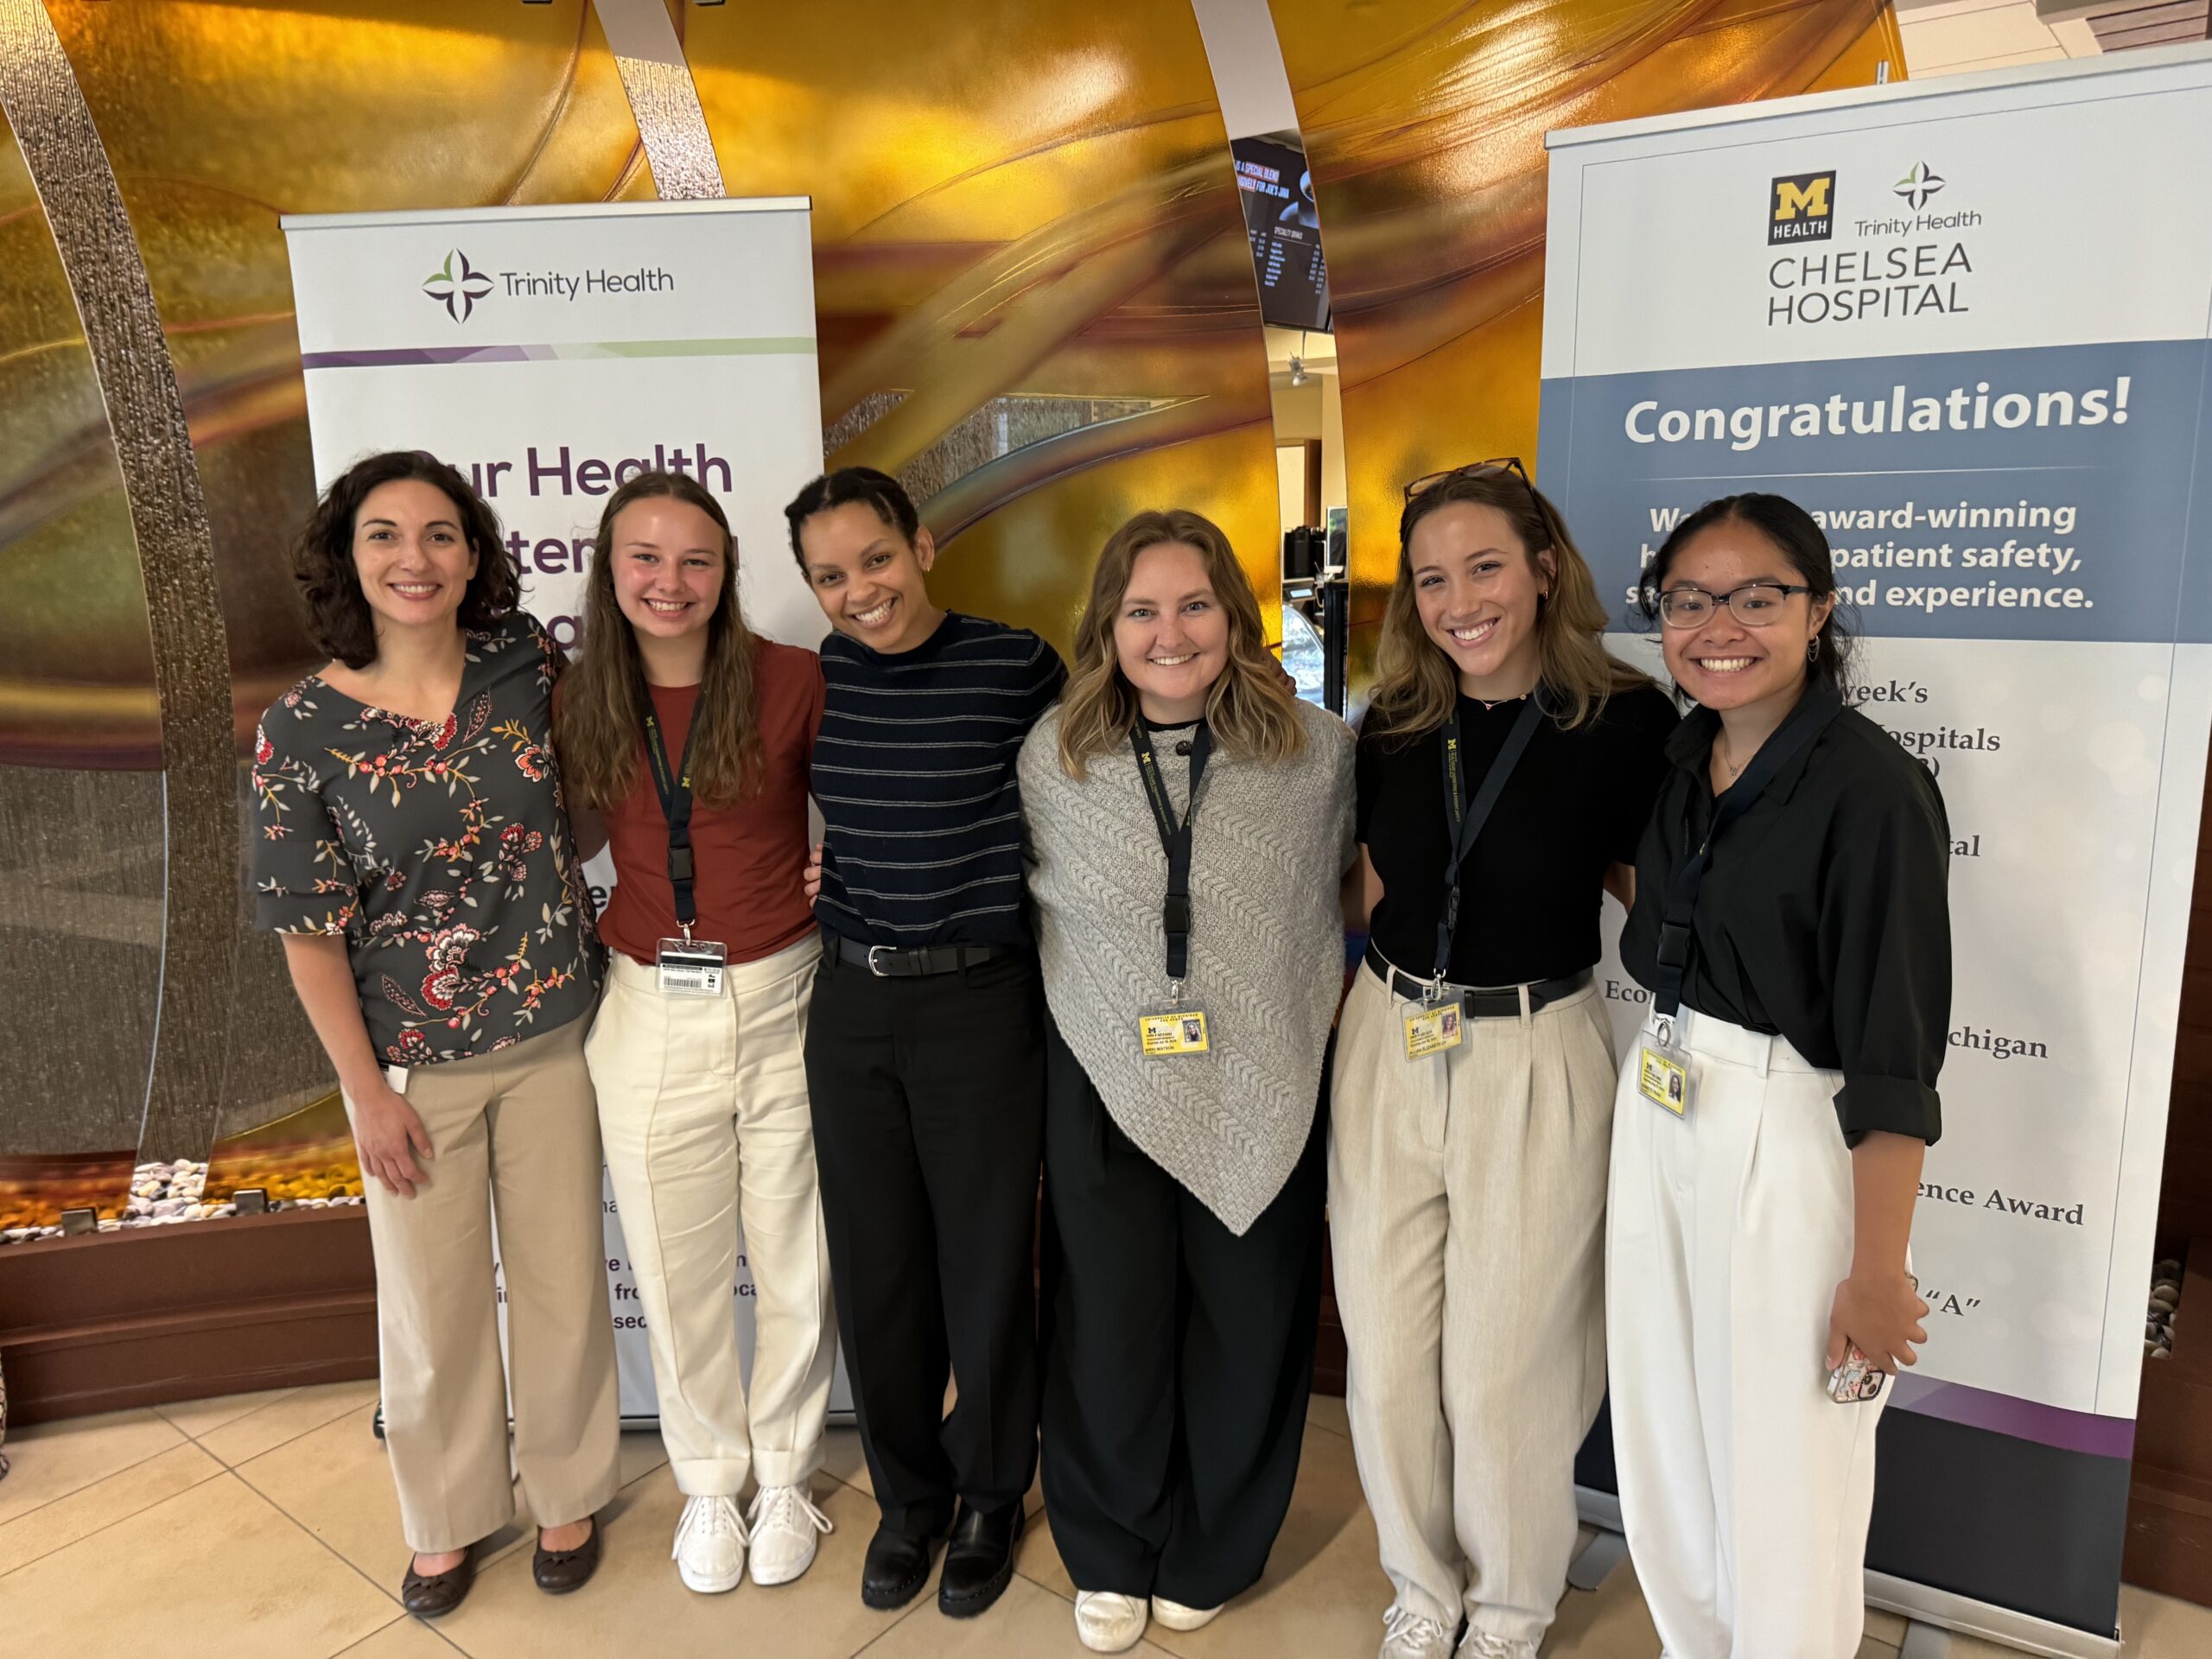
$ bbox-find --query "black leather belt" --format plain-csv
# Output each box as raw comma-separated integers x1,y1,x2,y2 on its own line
1363,942,1592,1019
830,933,1017,978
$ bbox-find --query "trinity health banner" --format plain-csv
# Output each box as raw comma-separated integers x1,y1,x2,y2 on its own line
1540,45,2212,1649
281,198,846,1421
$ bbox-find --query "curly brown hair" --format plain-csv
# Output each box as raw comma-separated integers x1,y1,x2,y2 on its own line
291,451,521,668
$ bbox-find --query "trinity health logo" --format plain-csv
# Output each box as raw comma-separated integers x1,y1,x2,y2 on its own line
423,249,493,323
1894,162,1945,211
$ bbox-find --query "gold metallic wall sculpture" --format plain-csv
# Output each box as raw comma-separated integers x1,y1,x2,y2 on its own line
673,2,1283,643
1271,0,1905,688
0,0,235,1166
0,0,1902,1224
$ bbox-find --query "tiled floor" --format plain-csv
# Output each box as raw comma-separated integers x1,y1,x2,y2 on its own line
2,1385,2206,1657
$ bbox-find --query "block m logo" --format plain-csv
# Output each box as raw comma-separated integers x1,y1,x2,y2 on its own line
1769,172,1836,245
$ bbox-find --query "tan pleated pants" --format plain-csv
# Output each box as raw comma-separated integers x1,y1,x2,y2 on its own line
1329,961,1618,1654
588,932,835,1496
352,1014,621,1554
1606,1008,1886,1659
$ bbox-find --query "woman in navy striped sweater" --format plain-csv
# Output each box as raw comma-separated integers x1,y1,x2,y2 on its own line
786,467,1065,1624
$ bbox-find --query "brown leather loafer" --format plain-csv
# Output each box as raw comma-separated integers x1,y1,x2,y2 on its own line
532,1517,602,1594
401,1549,475,1618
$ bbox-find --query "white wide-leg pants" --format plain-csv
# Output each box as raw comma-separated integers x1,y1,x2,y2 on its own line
588,931,836,1497
1606,1007,1886,1659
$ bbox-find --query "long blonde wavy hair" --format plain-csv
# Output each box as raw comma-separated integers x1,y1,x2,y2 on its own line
1056,509,1306,779
1364,467,1645,742
554,472,763,810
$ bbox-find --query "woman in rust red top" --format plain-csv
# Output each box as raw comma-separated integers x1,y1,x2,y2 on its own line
554,470,834,1598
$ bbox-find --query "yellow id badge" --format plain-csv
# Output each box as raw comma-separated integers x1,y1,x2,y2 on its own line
1402,997,1464,1061
1637,1046,1689,1116
1138,1009,1211,1058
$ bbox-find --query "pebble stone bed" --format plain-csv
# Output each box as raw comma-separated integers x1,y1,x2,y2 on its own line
0,1160,365,1246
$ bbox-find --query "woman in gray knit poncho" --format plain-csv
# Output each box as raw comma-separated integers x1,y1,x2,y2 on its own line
1019,508,1355,1656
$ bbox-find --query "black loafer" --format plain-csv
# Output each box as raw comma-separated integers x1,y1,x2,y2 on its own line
938,1500,1024,1618
401,1549,475,1618
861,1520,943,1611
532,1517,602,1594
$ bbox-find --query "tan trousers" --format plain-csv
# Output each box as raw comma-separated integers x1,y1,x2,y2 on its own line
588,933,835,1496
352,1014,620,1554
1329,962,1618,1652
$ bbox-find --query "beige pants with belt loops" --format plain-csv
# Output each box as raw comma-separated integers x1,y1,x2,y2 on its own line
588,931,835,1497
1329,961,1618,1654
351,1014,620,1554
1606,1008,1886,1659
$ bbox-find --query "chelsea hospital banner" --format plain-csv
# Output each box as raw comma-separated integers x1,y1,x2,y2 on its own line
281,199,847,1420
1540,45,2212,1650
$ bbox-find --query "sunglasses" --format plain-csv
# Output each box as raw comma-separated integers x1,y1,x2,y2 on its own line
1402,457,1535,503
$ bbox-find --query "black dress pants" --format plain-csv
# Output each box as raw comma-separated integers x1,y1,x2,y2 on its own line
804,944,1045,1536
1039,1018,1327,1607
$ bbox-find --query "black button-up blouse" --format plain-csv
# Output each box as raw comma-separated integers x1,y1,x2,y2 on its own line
1619,696,1952,1144
251,613,601,1067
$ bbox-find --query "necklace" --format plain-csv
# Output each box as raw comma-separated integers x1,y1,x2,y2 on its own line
1714,732,1748,782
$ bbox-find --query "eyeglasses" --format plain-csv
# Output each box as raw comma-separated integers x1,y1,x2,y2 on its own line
1402,457,1533,503
1655,582,1813,628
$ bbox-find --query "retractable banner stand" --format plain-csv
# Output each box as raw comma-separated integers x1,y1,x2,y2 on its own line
280,198,849,1421
1541,46,2212,1656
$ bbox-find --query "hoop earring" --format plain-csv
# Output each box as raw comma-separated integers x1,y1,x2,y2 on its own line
1807,636,1821,664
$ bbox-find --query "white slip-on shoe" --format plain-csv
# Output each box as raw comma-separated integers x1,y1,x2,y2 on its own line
1379,1605,1457,1659
1074,1589,1150,1653
746,1483,835,1586
671,1493,748,1593
1151,1593,1223,1631
1457,1628,1538,1659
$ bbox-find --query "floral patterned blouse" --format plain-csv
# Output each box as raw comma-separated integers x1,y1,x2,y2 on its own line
251,613,601,1067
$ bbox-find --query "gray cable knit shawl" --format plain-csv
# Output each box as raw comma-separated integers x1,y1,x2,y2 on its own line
1019,698,1356,1235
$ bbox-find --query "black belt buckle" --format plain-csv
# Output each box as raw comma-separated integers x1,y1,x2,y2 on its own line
866,944,897,978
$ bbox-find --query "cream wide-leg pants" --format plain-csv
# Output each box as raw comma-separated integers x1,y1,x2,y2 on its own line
588,931,835,1497
1606,1007,1887,1659
1330,962,1618,1653
350,1014,621,1554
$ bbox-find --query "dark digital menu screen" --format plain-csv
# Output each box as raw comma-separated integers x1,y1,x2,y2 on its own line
1232,136,1330,334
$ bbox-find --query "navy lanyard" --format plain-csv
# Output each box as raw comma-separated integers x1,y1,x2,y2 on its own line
1131,722,1213,983
1649,683,1844,1017
640,692,701,934
1433,695,1545,984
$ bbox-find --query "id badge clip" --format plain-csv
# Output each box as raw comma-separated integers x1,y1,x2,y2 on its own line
1138,981,1210,1058
1637,1012,1692,1118
1402,979,1465,1061
656,929,728,997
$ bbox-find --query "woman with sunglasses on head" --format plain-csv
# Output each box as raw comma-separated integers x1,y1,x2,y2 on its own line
1611,493,1947,1659
1333,461,1676,1659
1020,510,1353,1654
553,471,837,1597
252,451,614,1617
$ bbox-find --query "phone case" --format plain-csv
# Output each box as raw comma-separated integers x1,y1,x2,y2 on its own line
1827,1274,1919,1402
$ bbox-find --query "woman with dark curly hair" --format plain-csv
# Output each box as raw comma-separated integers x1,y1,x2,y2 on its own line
251,450,616,1618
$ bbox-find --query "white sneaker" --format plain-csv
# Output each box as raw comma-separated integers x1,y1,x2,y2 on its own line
1151,1593,1223,1631
746,1483,834,1586
671,1493,748,1592
1457,1629,1537,1659
1379,1605,1456,1659
1074,1589,1150,1653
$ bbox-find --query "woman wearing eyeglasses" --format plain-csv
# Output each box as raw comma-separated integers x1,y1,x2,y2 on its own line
1332,462,1676,1659
1611,493,1947,1659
